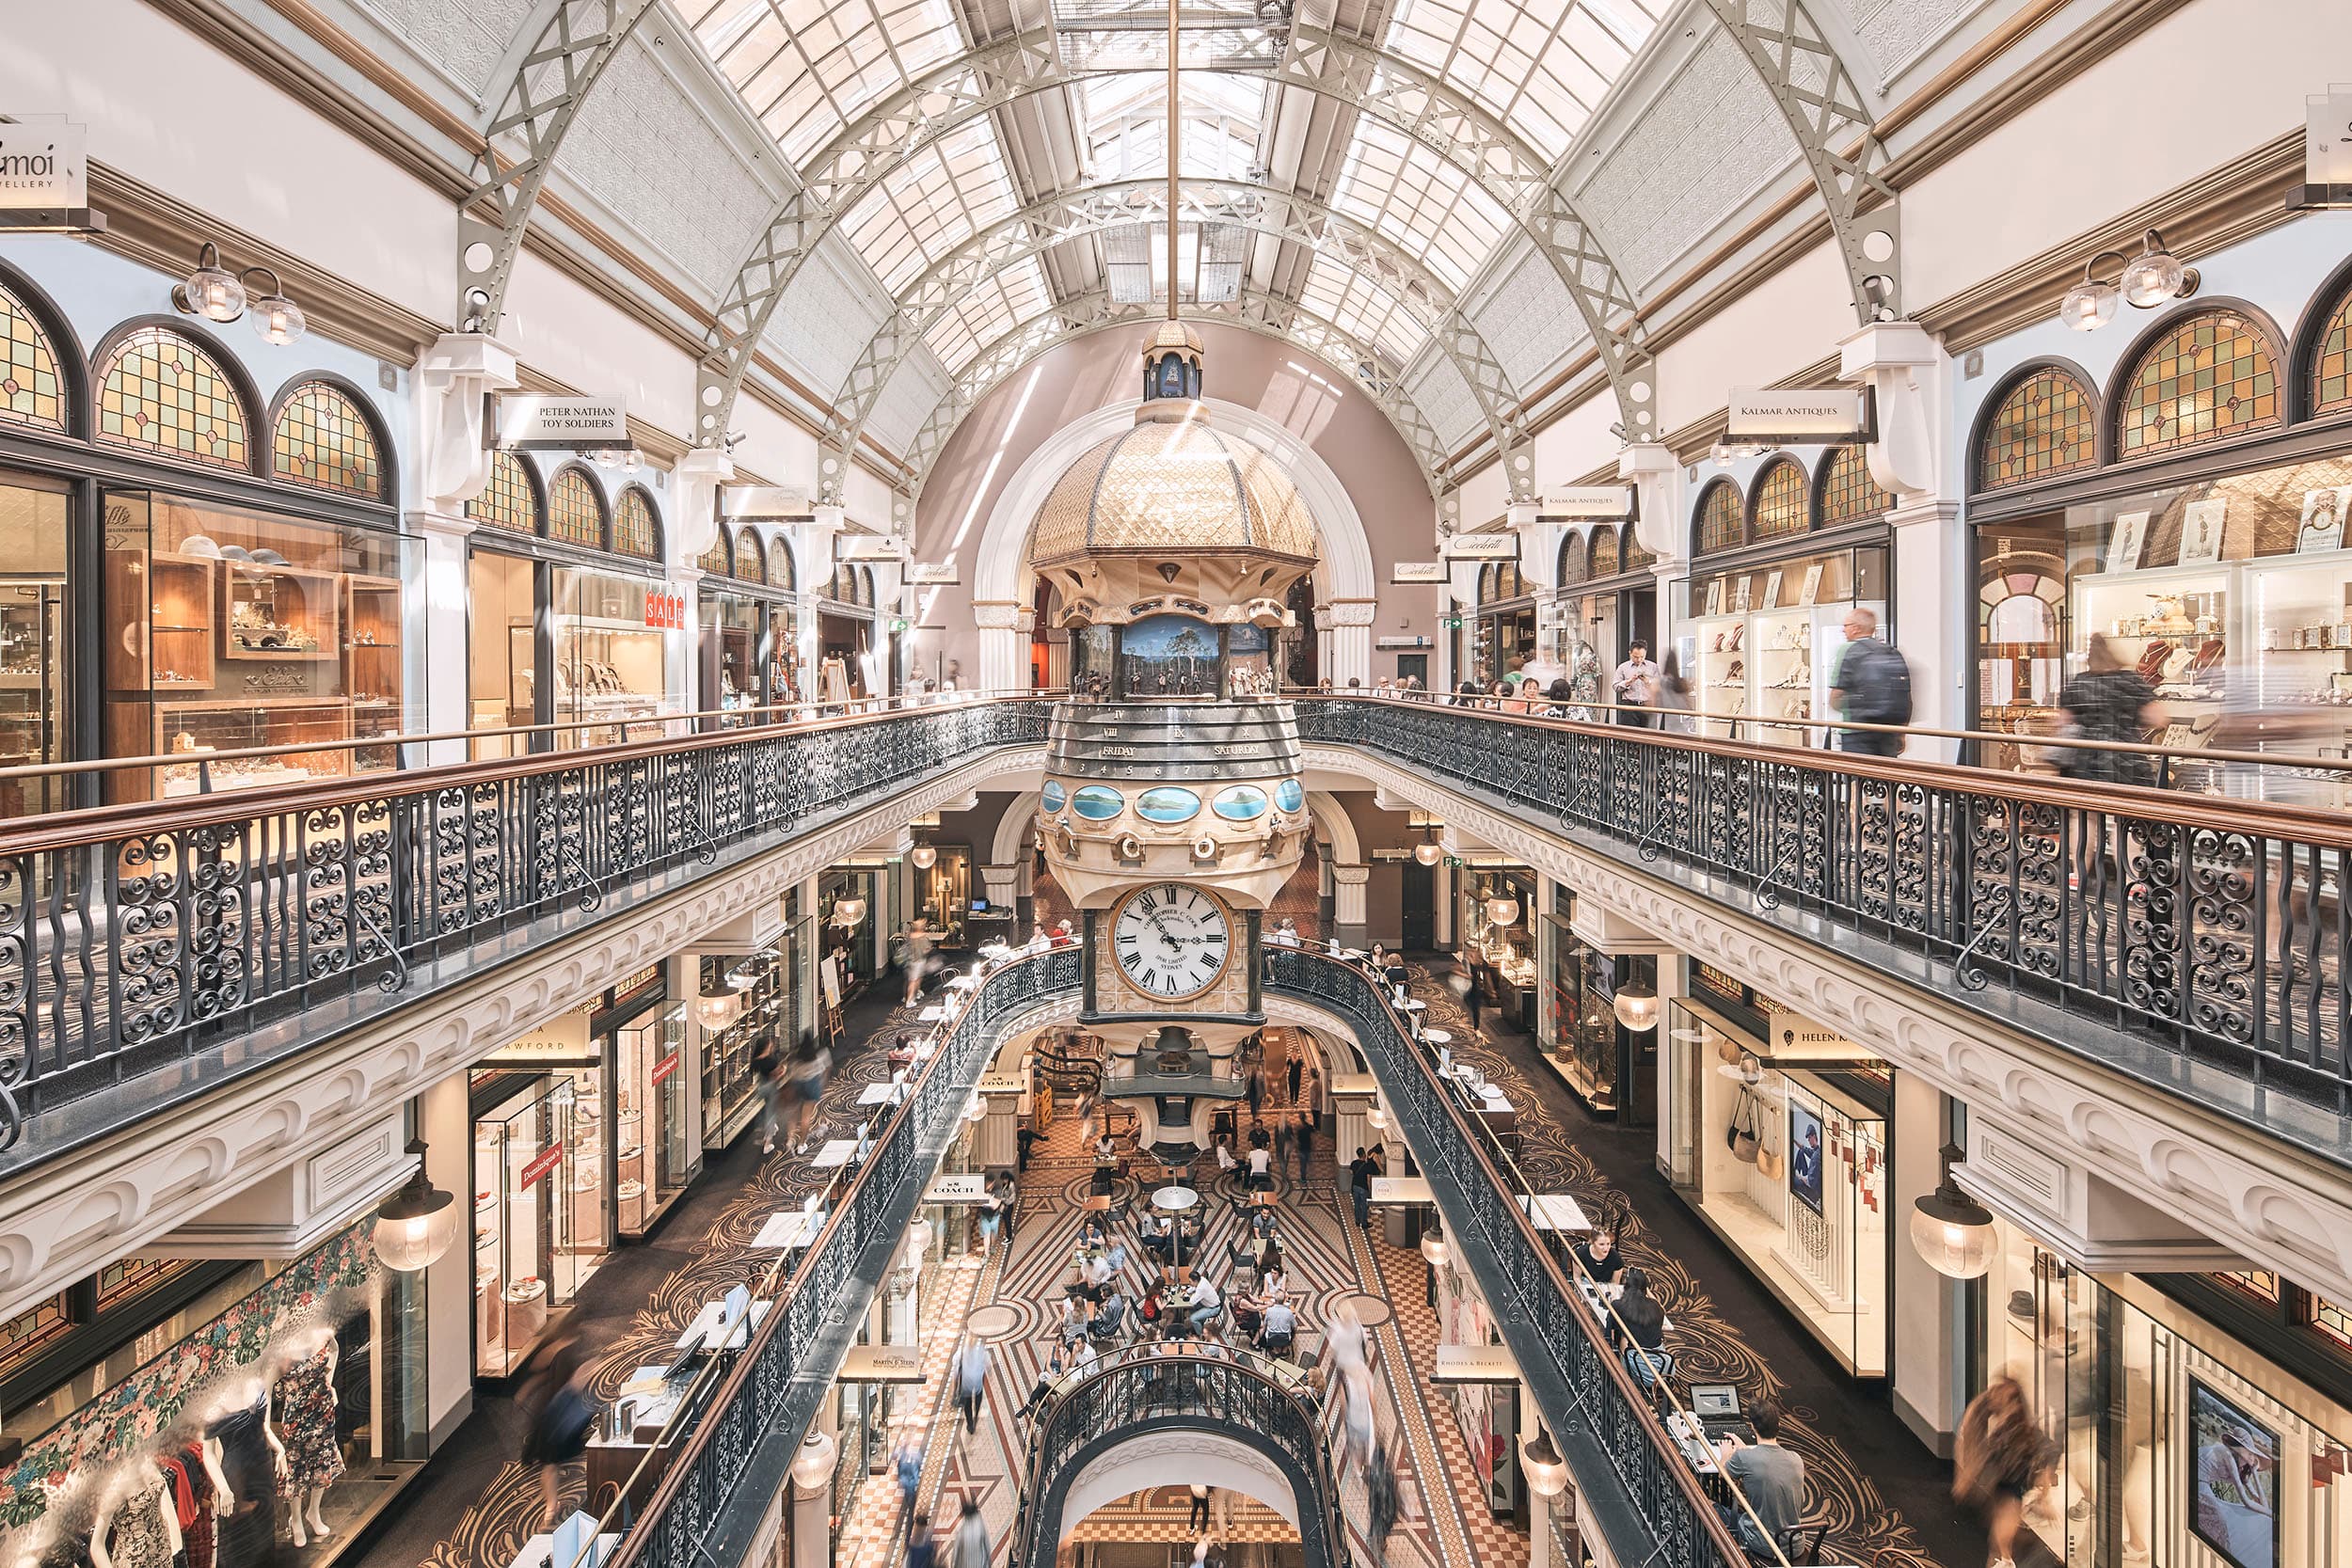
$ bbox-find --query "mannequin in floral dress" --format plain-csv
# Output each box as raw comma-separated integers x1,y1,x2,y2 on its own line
89,1461,183,1568
266,1330,344,1546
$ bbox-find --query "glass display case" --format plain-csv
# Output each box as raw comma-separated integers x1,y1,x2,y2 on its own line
615,1003,693,1238
0,578,65,814
553,567,672,747
1678,546,1886,746
475,1076,596,1377
700,947,784,1151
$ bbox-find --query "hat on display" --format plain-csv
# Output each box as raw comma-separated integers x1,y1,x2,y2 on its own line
180,535,222,559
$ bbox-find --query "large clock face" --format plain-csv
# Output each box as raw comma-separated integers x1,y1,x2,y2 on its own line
1111,883,1232,1002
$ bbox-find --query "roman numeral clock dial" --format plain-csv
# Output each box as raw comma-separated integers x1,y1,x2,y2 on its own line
1110,883,1232,1003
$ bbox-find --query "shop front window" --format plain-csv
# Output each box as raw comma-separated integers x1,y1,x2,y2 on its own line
469,450,541,534
475,1073,600,1377
1817,444,1895,527
546,466,605,549
1679,545,1887,748
703,590,762,716
552,565,674,746
616,1002,692,1238
1750,456,1810,540
0,473,70,814
103,489,420,800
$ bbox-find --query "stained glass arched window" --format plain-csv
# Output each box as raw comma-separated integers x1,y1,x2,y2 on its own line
272,381,384,499
469,451,539,532
1556,531,1587,589
548,467,605,548
769,535,795,592
1693,479,1743,555
698,528,732,576
0,282,64,431
1589,526,1620,578
2117,310,2280,459
733,527,767,583
2310,281,2352,417
1622,522,1655,573
613,486,660,560
96,327,247,470
1976,367,2097,492
1817,445,1895,527
1749,457,1809,539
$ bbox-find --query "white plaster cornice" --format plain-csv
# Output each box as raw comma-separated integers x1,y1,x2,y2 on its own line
1302,743,2352,1300
0,748,1049,1319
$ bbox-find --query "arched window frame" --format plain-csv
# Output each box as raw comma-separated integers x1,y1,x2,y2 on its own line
89,318,262,477
0,264,84,436
2293,252,2352,422
1621,521,1655,574
1969,360,2102,495
733,525,768,584
1691,477,1744,557
1746,454,1811,541
470,450,546,535
266,374,393,505
544,463,610,550
2106,301,2287,464
612,483,663,562
697,526,733,577
1555,528,1588,590
1812,445,1895,529
767,532,797,593
1587,525,1619,578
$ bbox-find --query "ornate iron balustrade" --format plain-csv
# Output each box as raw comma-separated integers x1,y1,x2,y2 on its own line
0,701,1053,1155
603,942,1083,1568
1007,1343,1347,1568
1263,946,1755,1568
1295,697,2352,1138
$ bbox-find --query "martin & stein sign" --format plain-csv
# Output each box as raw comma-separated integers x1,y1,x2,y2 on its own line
1724,387,1876,447
491,395,629,451
1543,485,1634,520
1439,532,1520,561
1390,561,1447,584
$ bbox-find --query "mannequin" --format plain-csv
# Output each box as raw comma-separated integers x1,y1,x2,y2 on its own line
89,1461,183,1568
265,1328,344,1546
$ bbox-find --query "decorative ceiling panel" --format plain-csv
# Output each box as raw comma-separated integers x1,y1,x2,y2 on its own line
555,39,772,293
360,0,536,96
1468,245,1587,391
1381,0,1664,162
764,245,891,394
1328,118,1513,293
1574,25,1792,291
842,120,1025,293
867,352,950,455
685,0,968,165
1406,350,1487,451
1830,0,1979,79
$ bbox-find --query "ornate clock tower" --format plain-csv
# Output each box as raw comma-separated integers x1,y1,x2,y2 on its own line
1026,326,1316,1152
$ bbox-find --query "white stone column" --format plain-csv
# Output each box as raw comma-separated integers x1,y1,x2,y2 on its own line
413,333,517,765
672,451,734,723
1620,442,1684,673
1891,1077,1965,1453
419,1076,473,1445
1330,1074,1375,1176
1330,863,1370,927
973,601,1029,694
1842,322,1959,758
1324,599,1375,689
411,512,475,764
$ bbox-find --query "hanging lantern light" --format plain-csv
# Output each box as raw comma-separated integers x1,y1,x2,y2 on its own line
372,1139,458,1273
1419,1217,1448,1266
911,844,938,870
1413,839,1443,866
693,991,740,1031
904,1216,934,1265
1367,1102,1388,1132
1612,976,1660,1033
832,896,868,928
1485,895,1520,928
243,269,307,346
1910,1142,2000,1279
964,1094,988,1124
2119,228,2199,309
789,1429,839,1490
1520,1427,1569,1498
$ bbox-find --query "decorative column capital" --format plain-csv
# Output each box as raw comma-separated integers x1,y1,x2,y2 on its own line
1840,320,1948,503
1617,442,1683,570
417,332,518,514
1329,863,1373,887
671,448,736,563
1325,599,1377,628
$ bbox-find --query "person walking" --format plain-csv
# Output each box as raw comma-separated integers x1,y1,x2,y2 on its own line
1295,1113,1314,1180
1954,1374,2052,1568
1187,1484,1212,1534
1246,1067,1263,1118
893,1432,925,1544
520,1336,596,1530
951,1338,991,1437
1827,606,1911,756
1611,639,1662,727
749,1036,785,1156
1304,1066,1323,1128
900,916,936,1006
1348,1148,1375,1228
948,1497,989,1568
1285,1051,1302,1105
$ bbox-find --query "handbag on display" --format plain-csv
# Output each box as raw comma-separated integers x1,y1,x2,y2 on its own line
1730,1089,1761,1164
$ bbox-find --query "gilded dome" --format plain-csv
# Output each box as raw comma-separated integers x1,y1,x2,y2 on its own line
1030,422,1317,567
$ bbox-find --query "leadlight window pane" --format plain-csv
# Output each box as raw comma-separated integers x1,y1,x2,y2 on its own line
0,283,64,431
1693,480,1742,555
699,530,732,576
548,468,605,548
2216,1269,2280,1304
735,526,767,582
1556,531,1587,588
1976,368,2098,492
1589,528,1619,577
1623,523,1655,572
0,1292,71,1375
96,326,248,471
469,451,539,533
1750,458,1809,539
613,488,660,560
1818,445,1894,526
272,381,384,499
2312,284,2352,416
2117,310,2281,459
2314,1296,2352,1349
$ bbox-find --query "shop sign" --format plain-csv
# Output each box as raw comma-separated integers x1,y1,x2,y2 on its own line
1544,485,1633,519
651,1051,681,1085
0,117,87,214
1374,635,1432,649
519,1142,564,1188
485,1009,594,1062
722,483,811,519
837,534,910,562
1432,1343,1520,1383
838,1344,926,1382
924,1173,988,1204
1725,387,1875,445
490,395,629,450
907,562,959,585
1439,532,1519,561
1391,561,1447,584
643,588,685,628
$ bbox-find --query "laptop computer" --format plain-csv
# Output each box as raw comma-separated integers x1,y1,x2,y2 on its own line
1687,1384,1746,1437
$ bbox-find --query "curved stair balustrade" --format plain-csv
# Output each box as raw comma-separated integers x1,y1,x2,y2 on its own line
1006,1343,1349,1568
0,699,1054,1158
1294,696,2352,1148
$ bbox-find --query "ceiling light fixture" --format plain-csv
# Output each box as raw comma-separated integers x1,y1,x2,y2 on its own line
1612,976,1660,1032
2060,230,2199,331
372,1139,457,1273
1910,1141,1999,1279
243,269,307,346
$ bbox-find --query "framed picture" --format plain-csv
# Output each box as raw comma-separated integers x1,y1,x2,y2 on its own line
2107,509,2152,573
1763,570,1785,610
1731,577,1753,614
2296,486,2349,554
2177,499,2226,565
2188,1379,2280,1568
1798,562,1825,607
1787,1100,1824,1214
1706,578,1725,617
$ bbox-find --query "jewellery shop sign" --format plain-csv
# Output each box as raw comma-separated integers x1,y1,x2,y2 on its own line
489,394,630,451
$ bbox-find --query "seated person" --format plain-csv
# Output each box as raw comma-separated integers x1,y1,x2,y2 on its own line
1057,1291,1089,1346
1013,1352,1066,1421
1717,1400,1804,1560
886,1032,919,1068
1139,1212,1174,1260
1079,1216,1108,1251
1079,1248,1115,1300
1184,1274,1221,1335
1613,1267,1673,1393
1574,1228,1626,1292
1136,1284,1166,1332
1257,1265,1287,1303
1248,1207,1279,1242
1231,1294,1263,1337
1257,1296,1296,1354
1214,1135,1237,1174
1089,1289,1128,1339
1248,1122,1270,1150
1246,1143,1274,1192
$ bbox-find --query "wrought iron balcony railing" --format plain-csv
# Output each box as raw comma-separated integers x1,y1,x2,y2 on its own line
1294,696,2352,1155
0,698,1055,1161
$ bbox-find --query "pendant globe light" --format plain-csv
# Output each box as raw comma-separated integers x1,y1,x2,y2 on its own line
1519,1427,1569,1497
372,1139,458,1273
910,844,938,870
1910,1142,1999,1279
1612,976,1660,1032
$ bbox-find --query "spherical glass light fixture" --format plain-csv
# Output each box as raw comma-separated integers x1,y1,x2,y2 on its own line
1519,1428,1569,1498
1485,896,1520,928
1413,839,1443,867
2120,229,2197,309
832,896,867,928
1910,1142,1999,1279
964,1093,988,1124
693,991,740,1031
1419,1219,1448,1265
911,844,938,870
789,1429,839,1490
243,270,306,346
905,1216,934,1264
371,1139,458,1273
174,243,246,324
1367,1102,1388,1132
2058,255,2122,332
1612,976,1660,1033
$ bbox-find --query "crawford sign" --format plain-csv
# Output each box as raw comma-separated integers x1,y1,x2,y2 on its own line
1724,388,1876,446
490,395,629,450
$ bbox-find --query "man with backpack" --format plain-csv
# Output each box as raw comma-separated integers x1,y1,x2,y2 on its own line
1828,607,1910,756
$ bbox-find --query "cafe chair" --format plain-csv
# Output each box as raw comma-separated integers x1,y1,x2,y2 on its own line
1747,1521,1829,1566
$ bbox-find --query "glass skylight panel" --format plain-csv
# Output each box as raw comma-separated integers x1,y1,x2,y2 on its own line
1329,119,1510,293
842,121,1022,293
922,259,1054,373
1075,75,1265,182
1298,254,1429,364
1383,0,1661,162
685,0,966,166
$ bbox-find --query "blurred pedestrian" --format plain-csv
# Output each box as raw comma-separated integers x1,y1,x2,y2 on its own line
1612,640,1661,727
1954,1374,2052,1568
1828,607,1910,756
952,1339,991,1436
520,1335,595,1529
949,1497,989,1568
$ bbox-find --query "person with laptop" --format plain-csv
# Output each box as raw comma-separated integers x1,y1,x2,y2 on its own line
1715,1399,1805,1559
